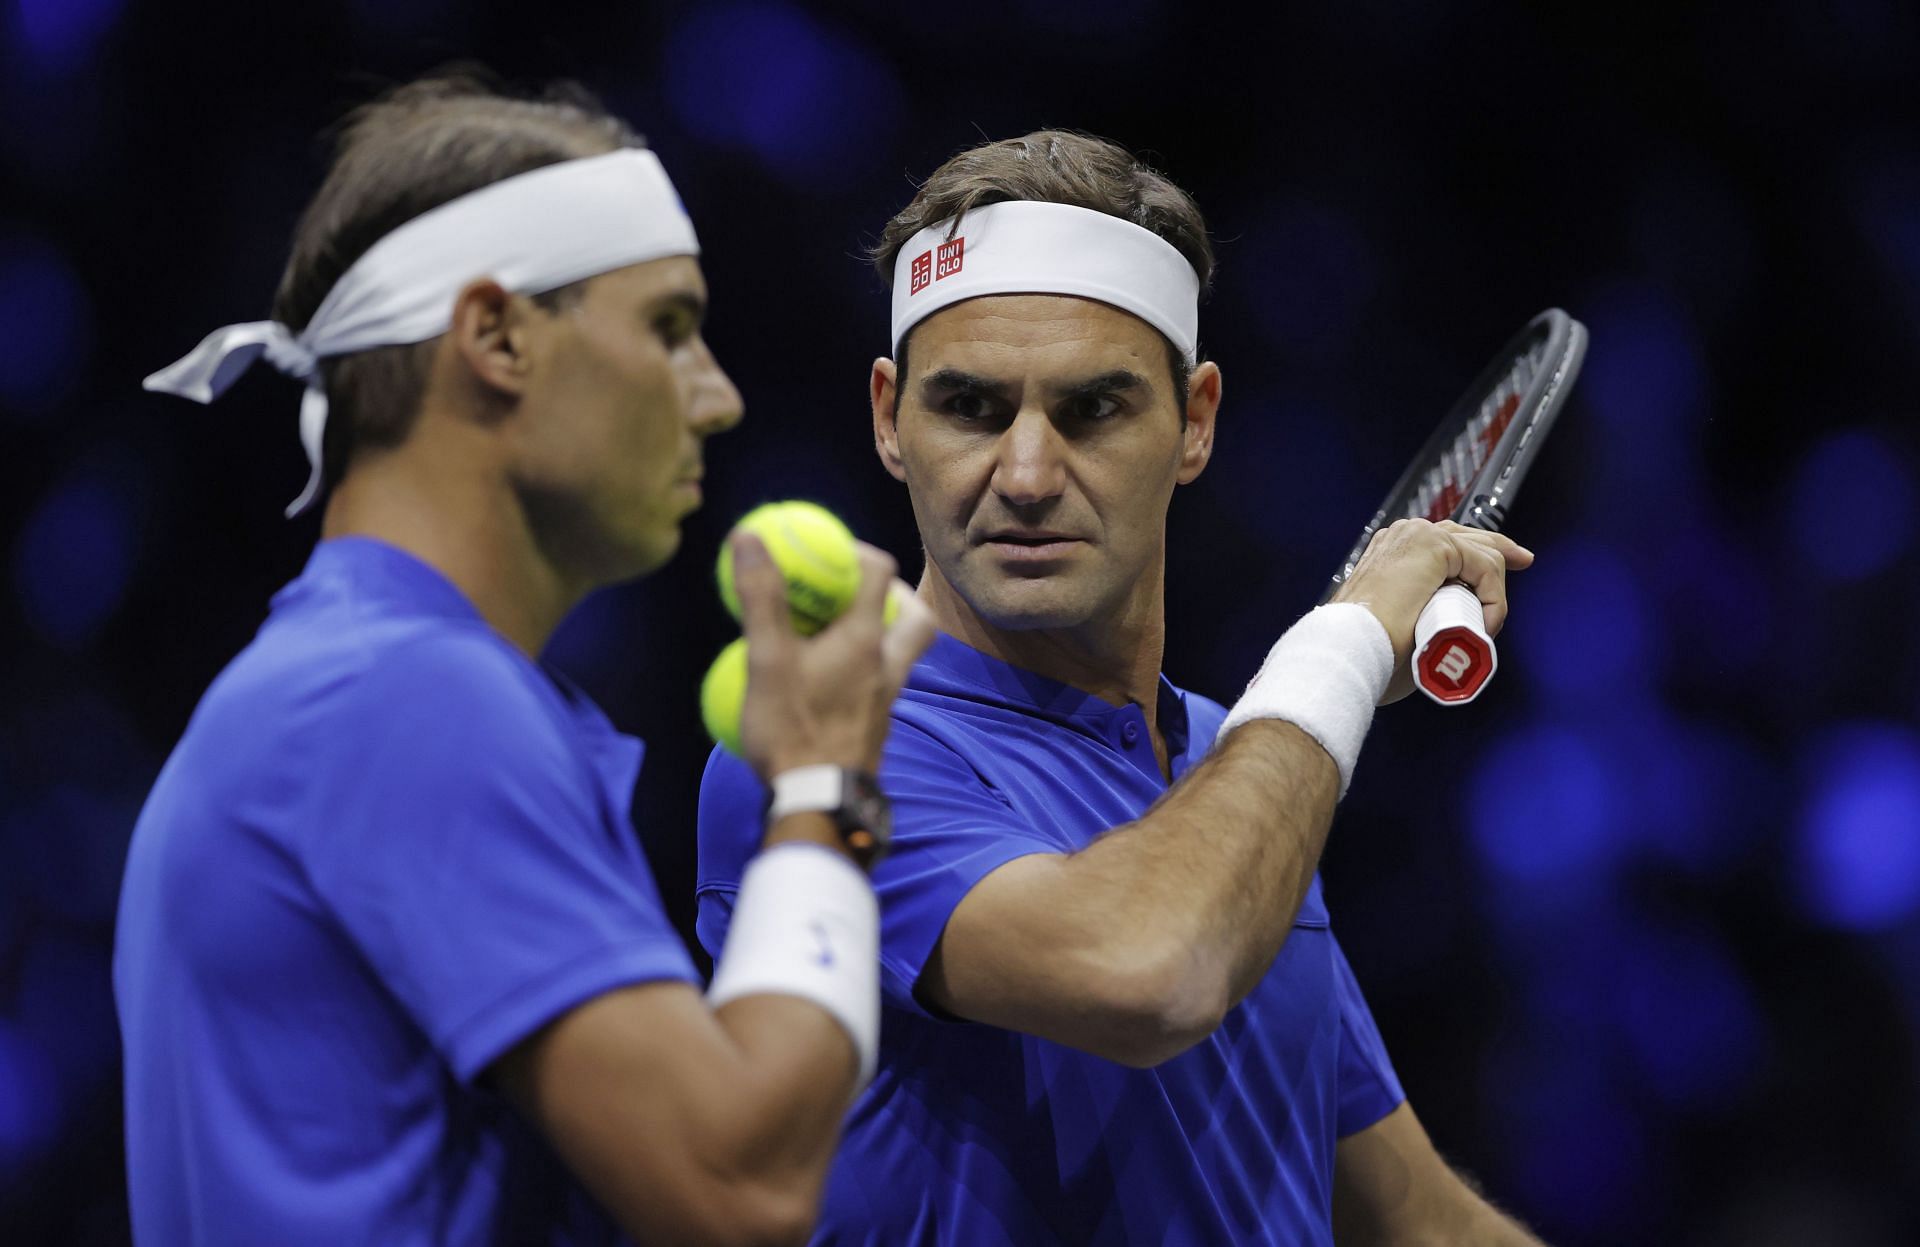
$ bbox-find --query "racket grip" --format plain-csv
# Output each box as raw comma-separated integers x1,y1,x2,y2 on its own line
1414,583,1497,705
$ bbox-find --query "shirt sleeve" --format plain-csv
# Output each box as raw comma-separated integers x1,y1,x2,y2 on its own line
693,717,1059,1017
302,632,698,1083
865,717,1060,1016
1331,933,1407,1136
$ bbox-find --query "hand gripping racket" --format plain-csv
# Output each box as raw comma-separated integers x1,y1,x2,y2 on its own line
1325,308,1588,705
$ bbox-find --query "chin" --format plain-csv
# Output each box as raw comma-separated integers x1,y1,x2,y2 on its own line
962,579,1101,632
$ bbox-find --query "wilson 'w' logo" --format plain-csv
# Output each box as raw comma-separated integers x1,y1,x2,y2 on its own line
1435,645,1473,683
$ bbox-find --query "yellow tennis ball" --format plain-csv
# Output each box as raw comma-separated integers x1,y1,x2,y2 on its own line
700,637,749,756
716,501,861,635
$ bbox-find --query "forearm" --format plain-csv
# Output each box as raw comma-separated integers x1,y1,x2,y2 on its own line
1071,717,1337,1003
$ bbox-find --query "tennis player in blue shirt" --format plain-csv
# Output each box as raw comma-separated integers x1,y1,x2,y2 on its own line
697,131,1548,1244
117,75,933,1245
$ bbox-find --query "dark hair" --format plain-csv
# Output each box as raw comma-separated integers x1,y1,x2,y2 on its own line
270,69,647,493
870,130,1213,398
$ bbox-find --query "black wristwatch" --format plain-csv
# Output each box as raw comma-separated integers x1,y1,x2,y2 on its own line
766,766,892,869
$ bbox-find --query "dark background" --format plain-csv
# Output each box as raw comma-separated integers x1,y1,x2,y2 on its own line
4,1,1918,1243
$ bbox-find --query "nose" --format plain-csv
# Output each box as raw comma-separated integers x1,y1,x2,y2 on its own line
687,336,744,438
990,406,1068,506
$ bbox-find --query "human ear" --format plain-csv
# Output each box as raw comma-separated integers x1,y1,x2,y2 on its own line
872,356,907,484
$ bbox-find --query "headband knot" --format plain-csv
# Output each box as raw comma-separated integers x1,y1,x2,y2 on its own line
144,148,699,516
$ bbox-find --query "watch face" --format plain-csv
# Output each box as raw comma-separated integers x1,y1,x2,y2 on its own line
842,771,892,857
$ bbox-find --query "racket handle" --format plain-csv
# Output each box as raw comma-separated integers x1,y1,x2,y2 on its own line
1414,583,1497,705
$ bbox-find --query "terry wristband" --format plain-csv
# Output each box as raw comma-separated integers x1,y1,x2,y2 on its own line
1216,603,1395,798
708,841,881,1085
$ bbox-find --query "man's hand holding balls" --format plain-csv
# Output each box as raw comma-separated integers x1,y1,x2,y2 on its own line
703,502,932,780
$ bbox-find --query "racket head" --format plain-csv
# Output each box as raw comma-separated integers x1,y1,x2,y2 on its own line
1324,308,1587,599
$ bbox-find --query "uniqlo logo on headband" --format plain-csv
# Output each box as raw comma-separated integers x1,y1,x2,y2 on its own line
909,251,933,295
936,237,965,280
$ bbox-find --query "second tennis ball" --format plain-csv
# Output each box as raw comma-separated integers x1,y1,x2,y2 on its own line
716,500,861,635
700,637,749,756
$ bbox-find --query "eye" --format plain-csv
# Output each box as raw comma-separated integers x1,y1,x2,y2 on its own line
1061,392,1124,422
943,391,995,423
653,308,699,348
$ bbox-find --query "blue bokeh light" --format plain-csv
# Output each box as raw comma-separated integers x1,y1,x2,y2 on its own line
1574,282,1708,525
12,468,137,651
0,229,93,416
1509,538,1659,702
663,3,904,184
0,1020,62,1175
1795,723,1920,931
1613,925,1766,1110
11,0,125,75
1465,723,1628,888
1785,430,1916,582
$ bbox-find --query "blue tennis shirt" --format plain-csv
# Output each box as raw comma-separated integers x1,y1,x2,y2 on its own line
115,538,695,1245
697,633,1405,1245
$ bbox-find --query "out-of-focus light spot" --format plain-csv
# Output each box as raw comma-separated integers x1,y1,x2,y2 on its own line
0,1021,62,1174
12,468,136,650
11,0,125,74
1620,714,1768,875
1465,724,1626,887
663,3,903,184
1236,199,1377,363
1785,430,1916,582
1575,283,1708,525
1653,525,1774,679
1795,723,1920,931
0,230,93,415
1485,1033,1655,1238
1510,539,1658,702
16,938,118,1096
1614,925,1766,1110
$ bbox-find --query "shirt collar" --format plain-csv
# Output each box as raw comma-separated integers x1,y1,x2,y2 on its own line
281,536,487,625
911,632,1193,760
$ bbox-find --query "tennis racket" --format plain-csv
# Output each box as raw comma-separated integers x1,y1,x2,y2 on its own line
1325,308,1588,705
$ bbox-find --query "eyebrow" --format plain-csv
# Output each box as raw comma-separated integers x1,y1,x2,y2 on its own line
917,367,1151,405
650,290,708,323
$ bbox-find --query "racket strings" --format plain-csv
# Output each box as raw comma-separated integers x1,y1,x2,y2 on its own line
1410,342,1546,523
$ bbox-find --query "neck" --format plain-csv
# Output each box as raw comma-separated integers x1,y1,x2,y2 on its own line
919,553,1169,726
319,424,590,658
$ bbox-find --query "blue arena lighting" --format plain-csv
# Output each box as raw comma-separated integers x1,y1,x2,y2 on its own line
1575,283,1707,523
1795,723,1920,931
1465,724,1626,887
1509,539,1657,702
1785,430,1916,582
0,1020,62,1174
1613,925,1765,1110
11,0,125,74
12,468,135,651
662,3,903,184
0,230,92,416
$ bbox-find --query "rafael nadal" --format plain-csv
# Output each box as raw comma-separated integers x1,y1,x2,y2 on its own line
697,131,1548,1244
115,75,932,1245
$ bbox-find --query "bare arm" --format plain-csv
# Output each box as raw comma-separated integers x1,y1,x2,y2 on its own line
493,537,934,1244
922,520,1533,1066
924,718,1336,1065
1334,1103,1548,1247
490,930,853,1247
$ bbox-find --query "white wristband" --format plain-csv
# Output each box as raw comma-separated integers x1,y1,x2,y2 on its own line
1216,603,1394,798
708,842,881,1085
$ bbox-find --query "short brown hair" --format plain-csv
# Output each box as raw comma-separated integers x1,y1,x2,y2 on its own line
270,69,646,493
871,130,1213,392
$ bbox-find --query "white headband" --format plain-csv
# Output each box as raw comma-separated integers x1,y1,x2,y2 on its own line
889,200,1199,364
144,148,700,516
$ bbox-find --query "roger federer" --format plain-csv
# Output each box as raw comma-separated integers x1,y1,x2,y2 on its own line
697,131,1546,1245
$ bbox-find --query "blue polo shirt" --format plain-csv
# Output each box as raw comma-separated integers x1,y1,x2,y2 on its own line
115,537,696,1245
696,633,1404,1245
